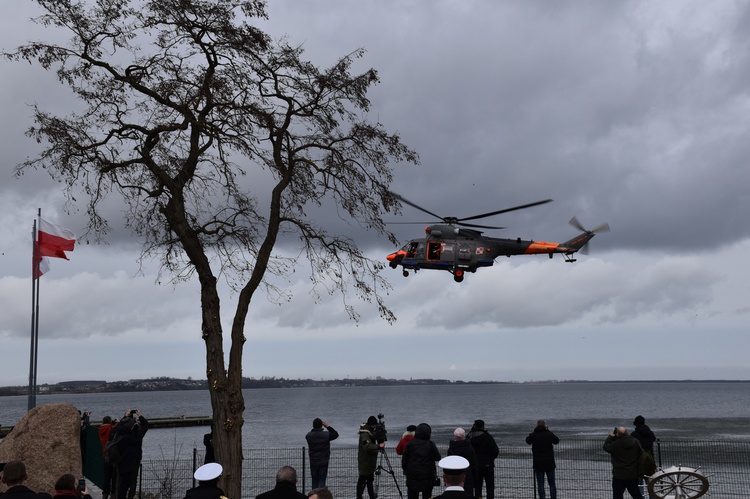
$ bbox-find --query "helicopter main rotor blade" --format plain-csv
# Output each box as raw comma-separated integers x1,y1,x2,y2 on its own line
457,222,506,230
459,199,553,223
389,191,444,221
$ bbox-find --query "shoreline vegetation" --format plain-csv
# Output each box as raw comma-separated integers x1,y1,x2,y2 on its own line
2,376,749,397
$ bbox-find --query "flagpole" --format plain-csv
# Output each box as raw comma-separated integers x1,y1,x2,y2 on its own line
33,211,42,408
28,212,39,410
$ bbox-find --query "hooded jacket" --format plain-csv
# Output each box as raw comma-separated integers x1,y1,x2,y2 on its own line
357,423,380,475
401,423,441,492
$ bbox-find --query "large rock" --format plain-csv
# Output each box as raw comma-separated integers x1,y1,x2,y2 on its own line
0,403,82,495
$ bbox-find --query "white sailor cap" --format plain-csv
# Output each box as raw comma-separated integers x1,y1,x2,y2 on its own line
194,462,223,481
438,455,470,475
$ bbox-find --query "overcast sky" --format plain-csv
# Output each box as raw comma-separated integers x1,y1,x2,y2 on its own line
1,1,749,387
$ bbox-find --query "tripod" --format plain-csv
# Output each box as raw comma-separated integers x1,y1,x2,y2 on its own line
375,446,404,499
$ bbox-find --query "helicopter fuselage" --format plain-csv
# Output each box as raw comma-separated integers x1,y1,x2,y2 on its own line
386,224,594,282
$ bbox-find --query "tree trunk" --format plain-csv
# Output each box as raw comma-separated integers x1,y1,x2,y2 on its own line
202,279,245,498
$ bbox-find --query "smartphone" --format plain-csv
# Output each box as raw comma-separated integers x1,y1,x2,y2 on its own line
613,427,618,436
78,479,86,492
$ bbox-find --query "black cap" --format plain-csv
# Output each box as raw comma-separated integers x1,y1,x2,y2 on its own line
367,416,378,425
473,419,485,429
406,424,417,432
313,418,323,428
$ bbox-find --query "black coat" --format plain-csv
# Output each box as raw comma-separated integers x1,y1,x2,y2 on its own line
525,427,559,471
184,484,225,499
255,482,307,499
433,489,475,499
305,426,339,467
467,428,499,468
631,424,656,454
402,423,441,492
113,416,149,472
447,439,478,494
2,486,52,499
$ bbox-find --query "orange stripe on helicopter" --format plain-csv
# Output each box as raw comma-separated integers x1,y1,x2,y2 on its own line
523,241,560,254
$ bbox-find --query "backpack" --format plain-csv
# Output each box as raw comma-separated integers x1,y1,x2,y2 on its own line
104,432,124,465
638,447,657,477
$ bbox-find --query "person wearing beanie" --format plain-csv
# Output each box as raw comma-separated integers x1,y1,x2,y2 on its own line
525,420,560,499
357,416,384,499
631,415,656,455
396,424,417,455
447,428,478,496
305,418,339,488
468,419,500,499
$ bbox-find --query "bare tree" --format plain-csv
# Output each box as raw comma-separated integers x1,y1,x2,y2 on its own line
7,0,418,495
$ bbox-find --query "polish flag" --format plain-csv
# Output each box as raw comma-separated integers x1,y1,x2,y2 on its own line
34,218,76,278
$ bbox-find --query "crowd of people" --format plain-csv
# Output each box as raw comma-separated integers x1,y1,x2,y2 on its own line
311,413,656,499
0,411,657,499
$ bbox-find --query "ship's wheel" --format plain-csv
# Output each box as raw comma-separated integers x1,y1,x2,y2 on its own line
647,466,710,498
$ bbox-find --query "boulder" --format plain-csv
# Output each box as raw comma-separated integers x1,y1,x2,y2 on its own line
0,403,82,495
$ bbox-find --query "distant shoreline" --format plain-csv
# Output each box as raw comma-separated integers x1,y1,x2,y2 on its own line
2,376,749,397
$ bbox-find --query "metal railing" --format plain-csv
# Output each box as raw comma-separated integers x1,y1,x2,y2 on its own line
93,439,750,498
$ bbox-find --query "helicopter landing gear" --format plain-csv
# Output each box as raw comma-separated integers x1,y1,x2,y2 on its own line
453,269,464,283
403,270,409,277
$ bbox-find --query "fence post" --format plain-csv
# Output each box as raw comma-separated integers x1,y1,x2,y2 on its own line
192,447,198,488
302,447,307,491
655,438,661,469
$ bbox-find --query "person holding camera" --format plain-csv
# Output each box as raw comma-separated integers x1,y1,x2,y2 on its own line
52,474,92,499
603,427,644,499
305,418,339,489
356,416,384,499
401,423,441,499
113,409,149,499
525,420,559,499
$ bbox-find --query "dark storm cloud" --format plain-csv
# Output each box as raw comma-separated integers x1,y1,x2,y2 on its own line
2,1,750,384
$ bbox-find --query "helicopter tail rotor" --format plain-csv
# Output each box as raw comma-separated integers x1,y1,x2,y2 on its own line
567,217,610,255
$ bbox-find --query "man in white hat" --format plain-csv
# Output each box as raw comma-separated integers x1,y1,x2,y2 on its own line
184,463,226,499
433,456,474,499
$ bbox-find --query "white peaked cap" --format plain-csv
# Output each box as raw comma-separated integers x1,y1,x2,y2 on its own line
439,455,470,475
194,462,223,481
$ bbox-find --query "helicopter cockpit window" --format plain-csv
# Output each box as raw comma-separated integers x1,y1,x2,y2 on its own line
403,242,419,258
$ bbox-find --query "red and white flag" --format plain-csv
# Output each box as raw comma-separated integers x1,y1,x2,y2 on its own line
34,218,76,278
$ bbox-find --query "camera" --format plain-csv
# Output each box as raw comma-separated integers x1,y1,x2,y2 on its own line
129,410,138,418
373,413,388,443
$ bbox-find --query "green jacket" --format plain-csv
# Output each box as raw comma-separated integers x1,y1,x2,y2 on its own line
603,434,641,480
358,424,380,475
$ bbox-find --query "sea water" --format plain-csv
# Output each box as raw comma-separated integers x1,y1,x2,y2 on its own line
2,382,749,459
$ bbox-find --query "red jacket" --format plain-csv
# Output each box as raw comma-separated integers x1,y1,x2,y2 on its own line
396,433,414,455
98,424,114,456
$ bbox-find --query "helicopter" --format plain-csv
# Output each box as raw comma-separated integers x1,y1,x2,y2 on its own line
386,192,610,282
